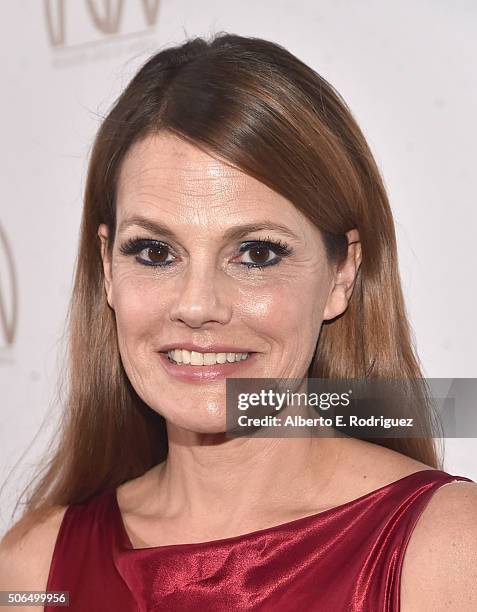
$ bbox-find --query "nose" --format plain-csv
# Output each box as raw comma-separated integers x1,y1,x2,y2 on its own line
168,262,232,328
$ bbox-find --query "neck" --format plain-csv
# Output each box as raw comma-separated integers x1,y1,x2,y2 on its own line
150,425,344,530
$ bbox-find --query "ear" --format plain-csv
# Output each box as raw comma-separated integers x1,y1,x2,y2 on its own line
323,228,362,321
97,224,114,309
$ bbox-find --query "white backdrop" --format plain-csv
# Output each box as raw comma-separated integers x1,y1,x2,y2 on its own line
1,0,476,537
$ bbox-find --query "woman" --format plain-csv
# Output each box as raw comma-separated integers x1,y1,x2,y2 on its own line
1,33,476,611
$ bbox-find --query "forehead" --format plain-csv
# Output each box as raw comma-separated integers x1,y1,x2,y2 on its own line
116,132,312,236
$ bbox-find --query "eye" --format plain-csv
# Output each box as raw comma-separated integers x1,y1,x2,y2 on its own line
238,238,291,269
118,235,293,269
119,238,174,267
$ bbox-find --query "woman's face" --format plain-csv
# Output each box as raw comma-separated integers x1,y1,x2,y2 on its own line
98,132,358,433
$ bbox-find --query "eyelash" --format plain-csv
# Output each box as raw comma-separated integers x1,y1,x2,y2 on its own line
118,235,292,269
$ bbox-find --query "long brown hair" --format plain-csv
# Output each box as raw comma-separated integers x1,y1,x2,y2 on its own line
4,32,443,538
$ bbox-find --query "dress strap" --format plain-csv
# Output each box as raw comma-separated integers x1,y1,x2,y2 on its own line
388,472,474,610
46,487,137,611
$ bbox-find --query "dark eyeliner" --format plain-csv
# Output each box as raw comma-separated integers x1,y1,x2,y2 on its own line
119,237,173,267
118,235,293,269
239,236,292,268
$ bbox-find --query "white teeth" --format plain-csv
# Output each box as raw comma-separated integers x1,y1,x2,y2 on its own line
203,353,216,365
166,349,250,365
190,351,203,366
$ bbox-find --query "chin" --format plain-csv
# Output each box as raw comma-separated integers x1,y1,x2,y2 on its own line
153,404,228,434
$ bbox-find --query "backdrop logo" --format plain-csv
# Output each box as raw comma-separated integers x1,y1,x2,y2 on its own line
44,0,160,49
0,224,18,350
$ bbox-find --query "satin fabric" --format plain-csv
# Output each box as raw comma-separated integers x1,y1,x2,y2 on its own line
45,469,473,611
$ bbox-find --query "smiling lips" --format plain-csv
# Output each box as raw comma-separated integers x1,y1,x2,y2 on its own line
157,341,258,381
166,348,250,366
157,348,257,382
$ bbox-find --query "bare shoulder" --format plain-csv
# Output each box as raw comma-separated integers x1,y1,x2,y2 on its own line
347,440,477,610
400,478,477,611
0,506,68,609
338,437,436,491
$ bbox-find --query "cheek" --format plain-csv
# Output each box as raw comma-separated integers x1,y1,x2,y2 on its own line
112,273,168,338
236,275,325,333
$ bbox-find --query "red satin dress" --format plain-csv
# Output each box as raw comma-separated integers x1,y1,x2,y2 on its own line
45,469,473,611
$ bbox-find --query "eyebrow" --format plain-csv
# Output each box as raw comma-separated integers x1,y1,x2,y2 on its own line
118,215,300,242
